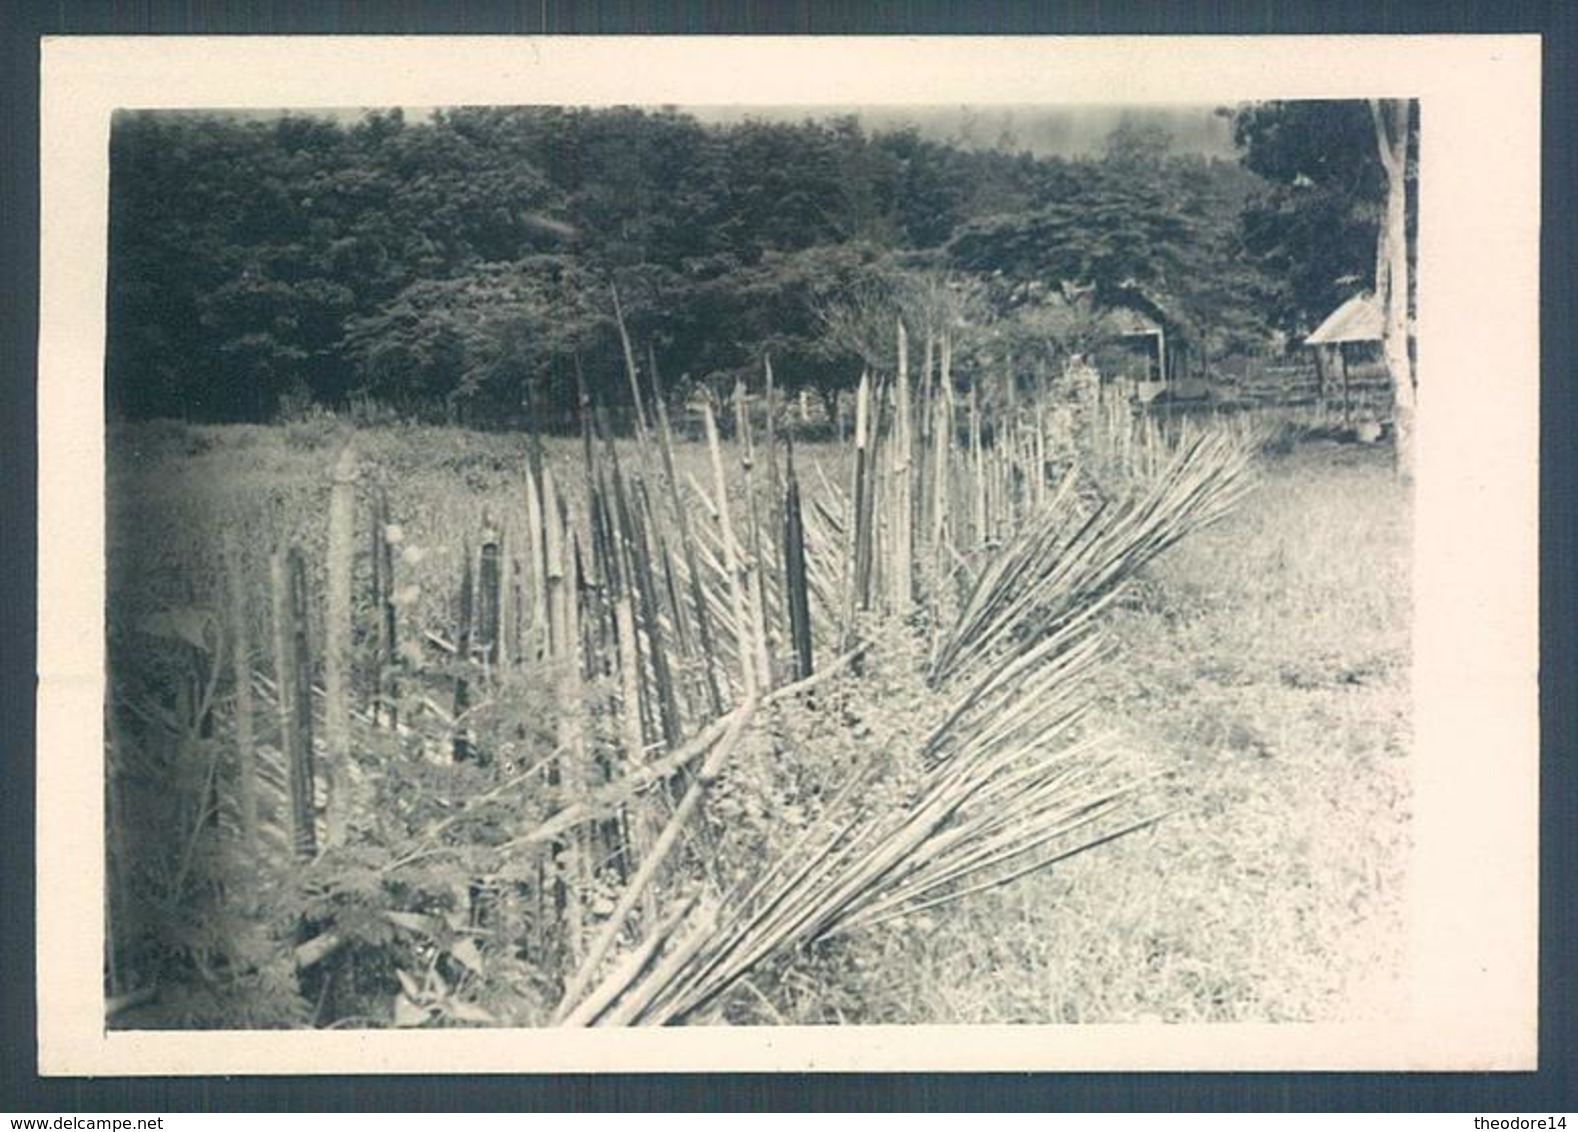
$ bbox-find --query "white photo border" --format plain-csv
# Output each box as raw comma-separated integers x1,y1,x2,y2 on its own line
37,34,1542,1075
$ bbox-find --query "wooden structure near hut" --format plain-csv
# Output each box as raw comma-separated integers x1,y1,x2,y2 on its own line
1091,305,1170,405
1305,292,1393,426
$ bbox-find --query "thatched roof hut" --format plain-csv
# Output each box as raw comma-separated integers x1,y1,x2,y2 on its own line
1304,293,1392,424
1093,305,1167,393
1305,292,1384,346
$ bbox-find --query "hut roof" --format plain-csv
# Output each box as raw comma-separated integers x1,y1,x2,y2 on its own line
1105,306,1163,337
1305,292,1383,345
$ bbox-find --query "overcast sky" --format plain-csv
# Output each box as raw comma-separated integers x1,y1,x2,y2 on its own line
246,102,1242,162
678,104,1241,160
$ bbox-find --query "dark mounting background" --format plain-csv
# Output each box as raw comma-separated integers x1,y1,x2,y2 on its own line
2,0,1573,1114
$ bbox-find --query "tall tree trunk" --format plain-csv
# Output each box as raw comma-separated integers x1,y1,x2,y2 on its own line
1371,98,1416,481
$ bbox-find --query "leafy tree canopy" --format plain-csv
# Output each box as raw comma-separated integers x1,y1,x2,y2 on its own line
1231,100,1416,338
108,105,1299,423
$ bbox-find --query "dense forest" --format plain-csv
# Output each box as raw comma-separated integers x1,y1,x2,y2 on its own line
106,103,1388,425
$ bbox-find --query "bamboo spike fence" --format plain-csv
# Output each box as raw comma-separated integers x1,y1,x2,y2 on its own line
115,311,1257,1028
270,546,318,862
223,534,260,858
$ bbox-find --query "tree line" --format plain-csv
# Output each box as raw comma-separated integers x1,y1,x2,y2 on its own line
106,103,1395,425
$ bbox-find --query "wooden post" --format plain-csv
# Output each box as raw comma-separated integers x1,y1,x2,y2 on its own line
453,540,475,763
371,490,400,729
479,518,502,670
559,522,590,962
849,372,875,618
623,476,681,746
1339,343,1352,428
610,283,651,452
498,528,514,671
892,318,913,618
322,442,355,848
735,380,774,693
543,469,568,662
931,334,953,567
272,548,317,862
612,580,646,767
223,537,259,856
762,355,785,649
969,382,985,550
523,466,548,665
370,495,386,718
783,437,813,680
704,401,756,701
653,390,724,718
598,449,649,777
1033,399,1048,511
535,468,586,967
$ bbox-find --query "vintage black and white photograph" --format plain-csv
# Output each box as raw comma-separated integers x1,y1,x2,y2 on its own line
36,36,1539,1073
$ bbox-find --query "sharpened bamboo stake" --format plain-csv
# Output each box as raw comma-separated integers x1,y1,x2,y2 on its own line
893,318,913,618
611,564,648,775
624,475,682,745
543,473,589,964
1033,400,1049,511
762,354,784,600
271,548,317,862
1003,349,1016,425
848,372,875,622
223,535,259,856
452,538,475,763
734,380,775,693
931,335,953,567
783,436,813,680
652,375,725,718
322,442,355,848
970,382,985,550
491,523,510,670
605,451,650,767
762,356,789,685
478,516,501,673
542,467,568,659
371,489,399,729
523,466,548,664
610,283,653,457
643,351,702,708
704,400,755,702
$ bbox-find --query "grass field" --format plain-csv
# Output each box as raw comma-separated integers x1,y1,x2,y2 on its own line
832,440,1413,1024
106,418,1411,1026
